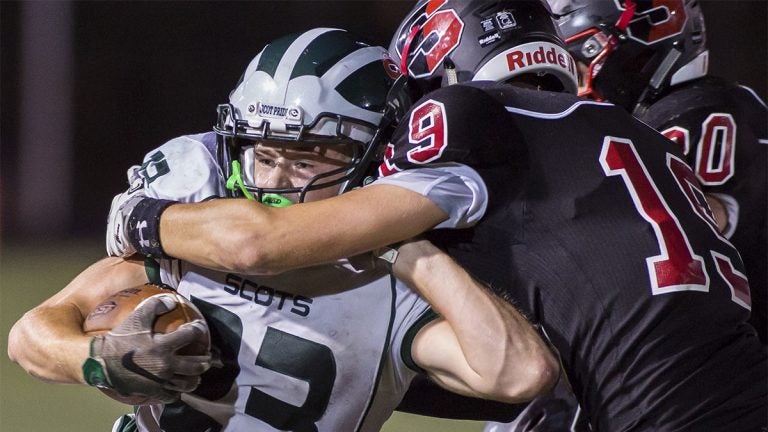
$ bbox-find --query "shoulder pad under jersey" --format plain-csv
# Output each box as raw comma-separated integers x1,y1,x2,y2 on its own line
379,84,521,177
139,132,227,203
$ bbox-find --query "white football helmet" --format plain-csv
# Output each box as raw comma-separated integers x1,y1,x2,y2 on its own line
215,28,409,202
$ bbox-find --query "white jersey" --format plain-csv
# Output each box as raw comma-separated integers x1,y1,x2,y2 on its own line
125,133,443,432
134,258,430,432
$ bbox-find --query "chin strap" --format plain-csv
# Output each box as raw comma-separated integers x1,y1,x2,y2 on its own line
443,57,458,86
225,160,255,200
226,160,295,208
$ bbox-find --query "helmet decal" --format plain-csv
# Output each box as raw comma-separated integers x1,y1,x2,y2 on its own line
393,0,578,94
335,56,400,112
255,33,302,78
397,0,465,78
382,57,402,80
616,0,688,45
289,30,365,79
400,24,422,75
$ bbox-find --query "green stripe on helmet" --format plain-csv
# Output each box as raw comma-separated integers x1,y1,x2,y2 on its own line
256,32,302,78
335,60,395,113
290,30,367,80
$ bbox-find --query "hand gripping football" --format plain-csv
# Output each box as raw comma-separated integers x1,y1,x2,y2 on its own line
83,283,210,404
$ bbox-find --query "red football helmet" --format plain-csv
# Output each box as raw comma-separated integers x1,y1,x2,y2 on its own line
390,0,578,95
550,0,708,114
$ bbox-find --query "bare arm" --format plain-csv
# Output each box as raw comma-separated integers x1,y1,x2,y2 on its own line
160,184,448,274
704,193,728,233
394,240,559,404
7,257,149,384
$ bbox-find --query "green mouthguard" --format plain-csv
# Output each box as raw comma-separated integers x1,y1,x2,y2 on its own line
261,194,293,208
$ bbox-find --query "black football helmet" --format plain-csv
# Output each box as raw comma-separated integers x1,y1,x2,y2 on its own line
390,0,578,95
549,0,708,114
214,28,410,202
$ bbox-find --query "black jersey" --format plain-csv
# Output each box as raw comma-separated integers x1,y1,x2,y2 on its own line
639,76,768,344
381,82,767,431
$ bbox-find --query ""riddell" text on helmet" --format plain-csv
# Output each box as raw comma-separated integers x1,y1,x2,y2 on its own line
506,45,575,75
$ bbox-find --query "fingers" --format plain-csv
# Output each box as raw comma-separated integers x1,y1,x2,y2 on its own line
163,374,203,393
126,165,142,184
146,294,178,316
122,295,178,331
151,389,183,404
171,355,212,376
155,320,209,350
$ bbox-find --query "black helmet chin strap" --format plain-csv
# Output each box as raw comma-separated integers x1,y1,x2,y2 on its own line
443,57,458,86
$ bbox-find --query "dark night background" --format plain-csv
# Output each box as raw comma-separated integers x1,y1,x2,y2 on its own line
1,1,766,242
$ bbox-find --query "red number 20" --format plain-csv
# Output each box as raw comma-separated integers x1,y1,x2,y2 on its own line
600,136,750,308
661,113,737,186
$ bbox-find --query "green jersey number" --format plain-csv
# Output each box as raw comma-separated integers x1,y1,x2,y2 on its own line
139,151,171,185
159,298,336,432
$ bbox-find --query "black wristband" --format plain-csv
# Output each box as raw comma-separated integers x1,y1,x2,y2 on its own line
127,198,176,259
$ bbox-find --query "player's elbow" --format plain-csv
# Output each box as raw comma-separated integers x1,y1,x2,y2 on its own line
225,241,267,274
222,209,294,275
7,311,37,370
7,319,23,364
8,306,87,384
508,354,559,402
224,233,285,275
483,351,560,404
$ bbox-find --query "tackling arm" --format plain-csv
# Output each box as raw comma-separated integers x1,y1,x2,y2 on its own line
396,239,559,404
8,257,149,384
158,184,448,275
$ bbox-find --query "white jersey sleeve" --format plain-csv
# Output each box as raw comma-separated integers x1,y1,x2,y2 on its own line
135,132,228,287
139,132,227,203
369,162,488,229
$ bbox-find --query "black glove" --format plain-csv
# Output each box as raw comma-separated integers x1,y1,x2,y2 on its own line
82,294,211,403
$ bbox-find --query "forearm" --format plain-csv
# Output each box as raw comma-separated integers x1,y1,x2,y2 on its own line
8,257,148,385
160,186,447,275
8,305,91,384
704,194,728,233
399,240,558,402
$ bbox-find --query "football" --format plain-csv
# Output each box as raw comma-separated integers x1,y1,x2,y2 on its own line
83,283,210,405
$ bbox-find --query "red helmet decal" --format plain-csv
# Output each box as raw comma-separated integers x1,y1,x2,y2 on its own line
400,24,422,75
615,0,688,45
426,0,447,15
399,0,465,78
382,57,401,80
